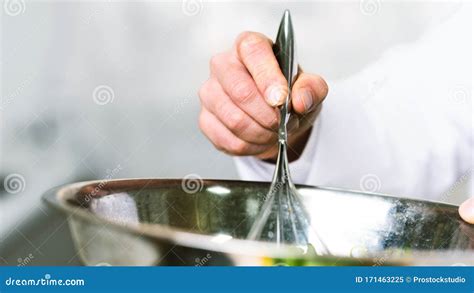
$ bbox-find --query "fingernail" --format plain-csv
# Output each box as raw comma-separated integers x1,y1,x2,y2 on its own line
265,85,285,106
459,197,474,224
300,89,314,112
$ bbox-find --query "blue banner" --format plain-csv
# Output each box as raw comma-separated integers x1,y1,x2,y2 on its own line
0,266,472,292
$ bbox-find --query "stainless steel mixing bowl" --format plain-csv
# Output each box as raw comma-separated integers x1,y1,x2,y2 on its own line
42,179,474,266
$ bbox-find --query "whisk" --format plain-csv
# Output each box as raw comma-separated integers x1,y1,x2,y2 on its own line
247,10,329,255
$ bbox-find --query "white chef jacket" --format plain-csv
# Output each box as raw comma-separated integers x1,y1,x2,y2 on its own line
235,7,472,201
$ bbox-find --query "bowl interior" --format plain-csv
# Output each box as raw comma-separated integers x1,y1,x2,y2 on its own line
59,179,474,259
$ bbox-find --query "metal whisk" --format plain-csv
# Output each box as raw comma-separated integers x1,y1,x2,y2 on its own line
247,10,329,255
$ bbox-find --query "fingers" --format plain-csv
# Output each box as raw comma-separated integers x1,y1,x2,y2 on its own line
200,31,330,160
291,72,329,114
459,197,474,224
235,31,288,106
198,108,270,156
210,51,280,130
199,79,278,145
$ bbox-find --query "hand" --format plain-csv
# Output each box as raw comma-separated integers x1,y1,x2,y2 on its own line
198,31,328,161
459,197,474,224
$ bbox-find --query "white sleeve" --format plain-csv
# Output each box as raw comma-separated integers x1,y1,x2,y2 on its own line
234,113,322,184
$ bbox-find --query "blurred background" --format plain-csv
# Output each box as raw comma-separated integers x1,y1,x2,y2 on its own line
0,0,471,265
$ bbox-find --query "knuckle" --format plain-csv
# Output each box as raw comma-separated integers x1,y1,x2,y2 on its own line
213,141,225,152
198,81,209,103
227,111,248,133
209,53,224,72
229,81,256,105
237,31,268,57
229,139,250,156
199,114,224,152
198,111,208,132
236,31,254,45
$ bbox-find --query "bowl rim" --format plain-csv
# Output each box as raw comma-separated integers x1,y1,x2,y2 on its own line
42,177,472,265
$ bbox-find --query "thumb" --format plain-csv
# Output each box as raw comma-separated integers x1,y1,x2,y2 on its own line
459,197,474,224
